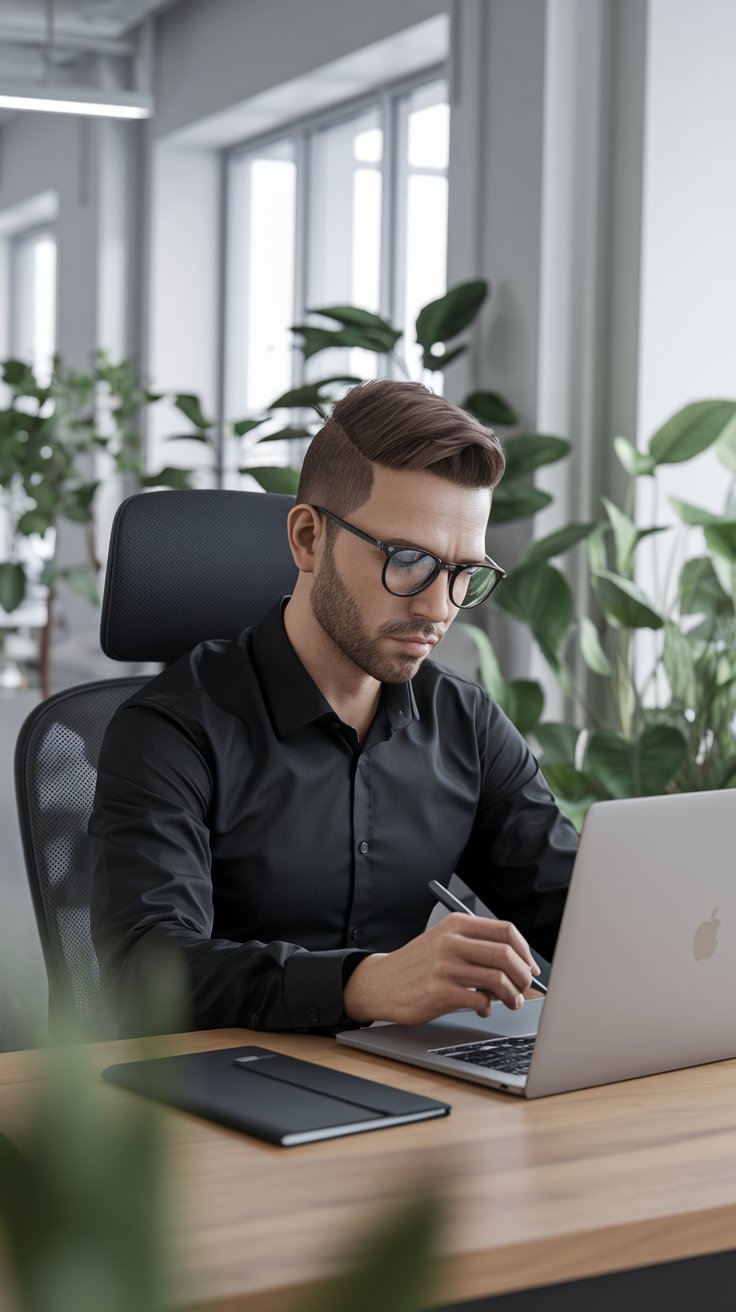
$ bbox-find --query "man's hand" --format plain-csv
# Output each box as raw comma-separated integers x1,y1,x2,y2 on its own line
343,912,541,1026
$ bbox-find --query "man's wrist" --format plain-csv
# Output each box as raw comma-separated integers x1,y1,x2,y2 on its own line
343,953,388,1024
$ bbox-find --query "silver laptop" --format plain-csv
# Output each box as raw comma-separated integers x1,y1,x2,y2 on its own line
336,790,736,1097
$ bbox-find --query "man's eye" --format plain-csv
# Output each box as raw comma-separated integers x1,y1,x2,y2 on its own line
392,550,429,567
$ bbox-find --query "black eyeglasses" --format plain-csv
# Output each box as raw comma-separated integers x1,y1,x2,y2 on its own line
314,506,506,609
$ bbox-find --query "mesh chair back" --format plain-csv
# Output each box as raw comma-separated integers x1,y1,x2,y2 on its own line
15,678,148,1038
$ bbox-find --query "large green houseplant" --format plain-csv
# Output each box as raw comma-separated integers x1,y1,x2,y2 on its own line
0,355,216,693
468,399,736,824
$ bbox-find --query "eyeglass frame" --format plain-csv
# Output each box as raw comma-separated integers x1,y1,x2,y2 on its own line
312,505,506,608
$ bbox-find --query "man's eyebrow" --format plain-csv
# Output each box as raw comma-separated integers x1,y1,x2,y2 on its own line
385,535,486,562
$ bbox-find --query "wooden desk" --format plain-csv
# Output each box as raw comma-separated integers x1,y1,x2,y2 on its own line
1,1028,736,1310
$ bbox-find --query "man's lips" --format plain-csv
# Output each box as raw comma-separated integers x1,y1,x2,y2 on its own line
388,634,440,657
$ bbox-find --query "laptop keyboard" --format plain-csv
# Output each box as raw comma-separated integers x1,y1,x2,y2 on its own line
430,1035,536,1077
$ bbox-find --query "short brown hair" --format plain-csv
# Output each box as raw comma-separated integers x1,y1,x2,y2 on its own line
296,378,504,515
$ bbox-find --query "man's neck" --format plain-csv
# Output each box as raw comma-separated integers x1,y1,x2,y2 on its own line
283,594,381,742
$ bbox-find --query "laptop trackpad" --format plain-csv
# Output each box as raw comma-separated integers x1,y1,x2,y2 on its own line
366,1001,544,1053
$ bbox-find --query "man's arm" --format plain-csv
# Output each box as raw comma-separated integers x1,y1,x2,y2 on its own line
344,696,576,1027
89,703,368,1035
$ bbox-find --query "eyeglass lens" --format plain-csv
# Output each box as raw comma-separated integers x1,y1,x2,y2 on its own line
385,550,497,608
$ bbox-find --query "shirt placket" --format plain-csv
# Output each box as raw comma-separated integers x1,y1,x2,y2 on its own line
346,748,375,947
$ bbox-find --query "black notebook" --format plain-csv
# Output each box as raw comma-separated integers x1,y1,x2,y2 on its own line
102,1045,451,1146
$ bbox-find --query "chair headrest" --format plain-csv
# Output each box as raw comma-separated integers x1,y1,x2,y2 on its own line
100,489,297,663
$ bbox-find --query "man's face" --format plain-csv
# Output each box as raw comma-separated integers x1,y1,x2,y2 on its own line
310,464,492,684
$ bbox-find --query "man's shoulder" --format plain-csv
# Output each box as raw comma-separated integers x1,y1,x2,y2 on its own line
116,630,256,725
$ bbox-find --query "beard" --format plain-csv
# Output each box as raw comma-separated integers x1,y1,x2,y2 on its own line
311,538,443,684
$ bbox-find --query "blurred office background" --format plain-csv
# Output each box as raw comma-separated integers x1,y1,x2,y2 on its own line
0,0,732,1046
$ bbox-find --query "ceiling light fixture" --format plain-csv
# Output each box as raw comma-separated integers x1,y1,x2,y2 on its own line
0,0,154,120
0,84,152,119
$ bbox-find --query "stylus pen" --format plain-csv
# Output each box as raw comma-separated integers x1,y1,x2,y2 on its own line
428,879,548,996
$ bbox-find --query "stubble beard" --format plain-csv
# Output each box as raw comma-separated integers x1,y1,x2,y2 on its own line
311,538,442,685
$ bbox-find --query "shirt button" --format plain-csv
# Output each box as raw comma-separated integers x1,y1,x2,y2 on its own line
307,1006,321,1024
359,841,369,855
249,1013,261,1030
350,927,360,942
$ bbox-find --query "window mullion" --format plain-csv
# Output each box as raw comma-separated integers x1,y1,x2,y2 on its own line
292,127,309,390
380,87,399,379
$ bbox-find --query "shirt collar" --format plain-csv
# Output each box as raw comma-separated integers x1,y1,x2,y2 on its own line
249,600,419,738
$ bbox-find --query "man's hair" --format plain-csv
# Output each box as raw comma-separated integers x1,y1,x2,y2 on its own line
296,378,505,516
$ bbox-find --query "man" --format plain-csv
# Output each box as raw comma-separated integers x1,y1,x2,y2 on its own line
89,379,578,1035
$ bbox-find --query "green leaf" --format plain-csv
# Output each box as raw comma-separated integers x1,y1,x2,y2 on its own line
533,722,580,766
493,562,574,664
669,497,720,527
173,393,213,429
60,481,99,523
710,554,736,598
580,617,612,676
521,522,596,565
500,679,545,736
613,436,656,477
296,1192,443,1312
0,561,26,612
232,416,267,437
490,486,553,524
140,467,192,490
420,343,467,372
584,726,688,798
240,465,300,494
2,359,35,389
256,426,313,443
501,434,570,482
456,621,506,701
542,762,598,804
58,565,100,607
663,621,697,708
586,523,609,574
463,390,519,427
414,279,488,348
16,509,53,536
678,557,730,617
601,498,637,576
293,324,400,359
648,399,736,465
704,520,736,563
591,569,663,629
269,377,361,409
714,410,736,473
308,306,399,335
600,497,667,577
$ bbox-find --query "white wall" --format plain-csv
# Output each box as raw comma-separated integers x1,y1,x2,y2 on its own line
638,0,736,486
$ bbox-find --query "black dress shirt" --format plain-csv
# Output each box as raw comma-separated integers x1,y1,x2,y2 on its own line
89,600,578,1035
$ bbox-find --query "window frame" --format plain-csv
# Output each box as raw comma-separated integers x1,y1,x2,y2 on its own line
218,63,448,474
8,222,58,377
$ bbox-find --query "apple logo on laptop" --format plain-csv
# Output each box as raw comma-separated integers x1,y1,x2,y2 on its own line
693,908,720,960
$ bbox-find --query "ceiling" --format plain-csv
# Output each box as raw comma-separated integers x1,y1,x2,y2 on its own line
0,0,176,81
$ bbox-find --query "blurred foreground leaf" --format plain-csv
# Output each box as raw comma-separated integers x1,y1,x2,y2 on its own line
292,1191,443,1312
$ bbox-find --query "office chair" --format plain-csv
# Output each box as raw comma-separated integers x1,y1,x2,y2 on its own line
14,489,297,1039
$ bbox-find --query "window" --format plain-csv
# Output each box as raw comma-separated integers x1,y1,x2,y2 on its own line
223,73,449,479
9,226,58,383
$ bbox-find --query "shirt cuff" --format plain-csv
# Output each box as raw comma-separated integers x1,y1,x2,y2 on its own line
283,948,373,1029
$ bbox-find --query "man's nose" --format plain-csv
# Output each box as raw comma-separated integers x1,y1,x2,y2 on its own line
408,570,453,623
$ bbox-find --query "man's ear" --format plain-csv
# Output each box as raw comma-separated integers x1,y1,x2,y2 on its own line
287,503,325,574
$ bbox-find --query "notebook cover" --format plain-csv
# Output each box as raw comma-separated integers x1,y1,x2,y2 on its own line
102,1045,451,1146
